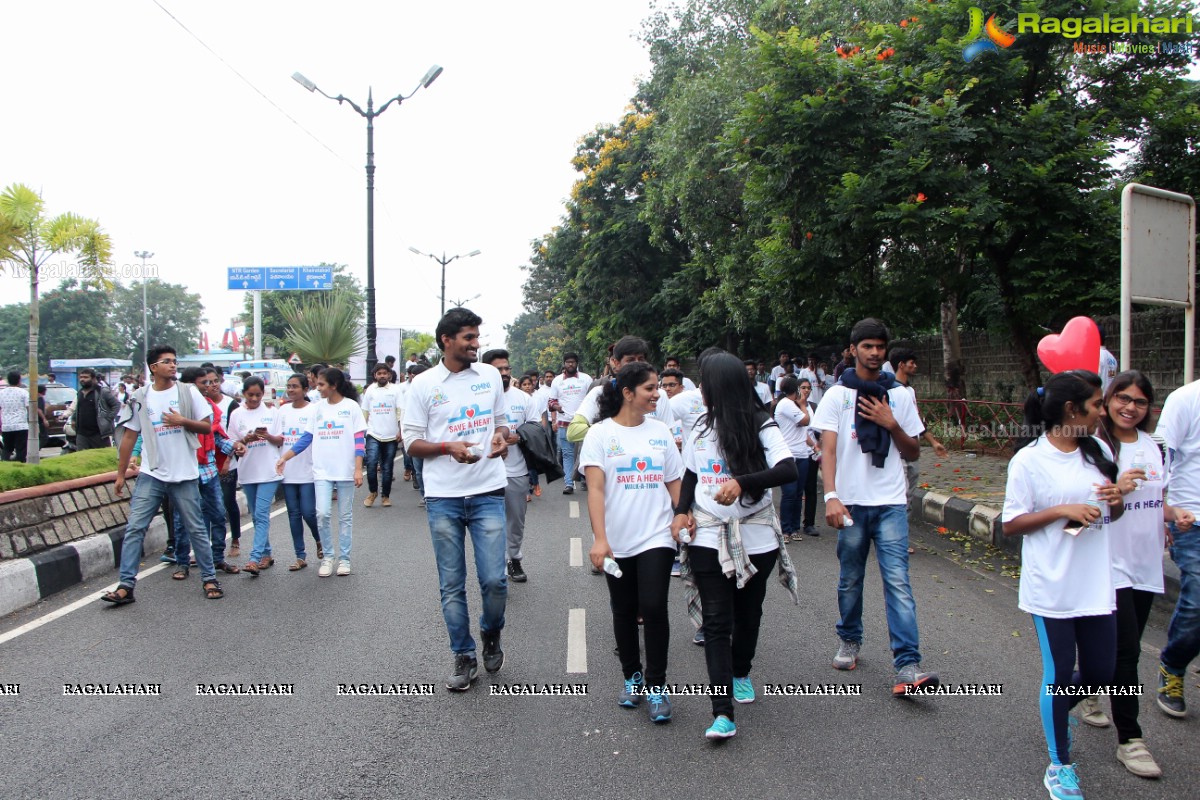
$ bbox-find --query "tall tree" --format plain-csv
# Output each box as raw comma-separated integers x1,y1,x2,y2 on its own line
40,279,119,363
0,302,28,374
111,279,205,366
0,183,112,463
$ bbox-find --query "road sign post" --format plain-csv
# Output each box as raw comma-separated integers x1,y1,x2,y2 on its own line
227,267,335,364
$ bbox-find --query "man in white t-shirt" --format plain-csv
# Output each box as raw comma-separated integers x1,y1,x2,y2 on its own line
888,347,948,504
402,308,511,692
104,345,231,606
810,319,939,695
482,349,534,583
1155,378,1200,717
745,359,773,408
537,369,557,455
548,352,592,493
362,363,403,508
797,354,827,407
0,371,30,463
663,356,696,391
1098,331,1119,396
769,350,791,395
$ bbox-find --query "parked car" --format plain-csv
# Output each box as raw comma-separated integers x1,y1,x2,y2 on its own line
42,383,77,445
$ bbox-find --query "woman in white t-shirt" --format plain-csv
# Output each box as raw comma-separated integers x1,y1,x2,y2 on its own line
270,374,324,571
1001,370,1129,799
581,362,683,725
276,368,366,578
1090,371,1193,778
671,352,799,741
227,377,281,576
773,375,818,542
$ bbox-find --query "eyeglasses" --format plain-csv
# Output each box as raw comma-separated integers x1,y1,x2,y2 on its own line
153,359,178,366
1113,392,1149,410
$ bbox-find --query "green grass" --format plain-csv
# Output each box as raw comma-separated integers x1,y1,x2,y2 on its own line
0,448,119,493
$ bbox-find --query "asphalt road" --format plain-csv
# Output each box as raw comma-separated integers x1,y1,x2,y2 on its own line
1,475,1197,800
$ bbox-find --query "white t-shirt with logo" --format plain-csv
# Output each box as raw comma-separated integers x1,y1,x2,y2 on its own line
529,386,550,424
576,383,675,428
305,397,368,482
1002,436,1117,618
271,401,316,484
362,383,403,442
1098,347,1119,395
227,404,279,484
502,386,533,479
670,388,707,437
685,419,789,555
753,381,773,407
1108,430,1167,593
403,362,508,497
1158,379,1200,514
124,384,211,483
774,397,813,458
809,383,923,506
580,417,683,558
550,372,592,420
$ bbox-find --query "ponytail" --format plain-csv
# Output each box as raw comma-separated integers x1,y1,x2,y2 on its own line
320,367,358,403
1018,370,1117,483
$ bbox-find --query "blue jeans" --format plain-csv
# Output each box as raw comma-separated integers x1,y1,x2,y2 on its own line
426,493,507,655
779,457,810,534
529,468,539,491
173,476,228,565
835,504,922,668
242,481,280,562
315,479,355,560
365,436,397,497
1162,523,1200,675
283,482,319,560
118,475,214,587
557,426,576,487
412,457,425,494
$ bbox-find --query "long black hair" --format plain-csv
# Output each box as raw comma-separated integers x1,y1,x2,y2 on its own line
1099,369,1155,460
597,362,658,422
319,367,359,403
1017,369,1117,483
698,352,773,505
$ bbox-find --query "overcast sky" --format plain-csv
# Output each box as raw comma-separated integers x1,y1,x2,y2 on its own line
1,0,655,354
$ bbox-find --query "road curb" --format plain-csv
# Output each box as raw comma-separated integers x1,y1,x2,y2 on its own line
910,488,1181,608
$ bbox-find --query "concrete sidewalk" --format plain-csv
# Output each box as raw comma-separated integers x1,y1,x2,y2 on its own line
909,448,1183,608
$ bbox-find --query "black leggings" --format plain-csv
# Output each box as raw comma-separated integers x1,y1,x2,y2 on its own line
803,457,819,528
606,547,675,688
691,546,777,720
1112,587,1156,743
1033,613,1117,765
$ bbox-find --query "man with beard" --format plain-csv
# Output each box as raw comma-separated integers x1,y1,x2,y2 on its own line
482,349,533,583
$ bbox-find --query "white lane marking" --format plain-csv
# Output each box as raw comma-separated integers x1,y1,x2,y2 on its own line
569,500,579,519
0,506,288,646
566,608,587,673
569,537,582,567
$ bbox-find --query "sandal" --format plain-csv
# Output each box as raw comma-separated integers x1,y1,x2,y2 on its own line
215,561,241,574
100,586,135,605
289,559,308,571
243,560,260,576
202,579,224,599
257,556,275,570
228,542,241,557
172,566,189,580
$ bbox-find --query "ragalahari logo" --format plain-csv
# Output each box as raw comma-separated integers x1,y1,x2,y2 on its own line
963,7,1016,61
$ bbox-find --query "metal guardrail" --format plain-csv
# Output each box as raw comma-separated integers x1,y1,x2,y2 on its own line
918,398,1025,455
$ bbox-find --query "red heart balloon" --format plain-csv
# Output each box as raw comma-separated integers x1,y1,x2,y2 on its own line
1037,317,1101,375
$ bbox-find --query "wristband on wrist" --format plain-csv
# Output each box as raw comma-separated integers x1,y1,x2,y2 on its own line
440,442,449,455
823,491,839,502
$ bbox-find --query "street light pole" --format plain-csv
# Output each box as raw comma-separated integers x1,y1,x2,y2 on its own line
408,247,481,316
292,66,443,372
134,250,154,364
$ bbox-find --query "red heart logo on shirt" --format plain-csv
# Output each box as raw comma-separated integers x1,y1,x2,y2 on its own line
712,463,722,474
636,460,647,471
466,408,476,418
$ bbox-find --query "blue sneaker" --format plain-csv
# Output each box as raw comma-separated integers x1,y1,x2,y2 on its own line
619,672,644,708
646,687,672,723
1043,763,1083,800
693,628,705,645
705,715,736,740
159,552,177,564
732,676,755,704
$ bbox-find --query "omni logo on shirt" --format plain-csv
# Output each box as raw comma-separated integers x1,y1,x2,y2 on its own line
614,457,665,488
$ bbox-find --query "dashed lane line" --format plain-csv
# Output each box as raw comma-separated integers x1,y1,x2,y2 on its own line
566,608,587,673
569,537,583,567
569,500,579,519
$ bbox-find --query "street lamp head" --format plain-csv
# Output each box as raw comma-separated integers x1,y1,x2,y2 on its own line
134,250,154,259
466,250,481,258
408,246,425,256
292,72,317,92
420,65,443,89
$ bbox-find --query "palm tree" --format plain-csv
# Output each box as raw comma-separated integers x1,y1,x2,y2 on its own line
278,290,366,367
0,184,113,463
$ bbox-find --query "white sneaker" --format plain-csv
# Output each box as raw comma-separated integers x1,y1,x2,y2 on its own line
1078,695,1111,727
337,559,352,576
318,558,334,577
1116,738,1162,778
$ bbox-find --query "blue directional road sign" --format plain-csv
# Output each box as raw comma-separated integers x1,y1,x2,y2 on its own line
227,267,332,291
227,267,265,290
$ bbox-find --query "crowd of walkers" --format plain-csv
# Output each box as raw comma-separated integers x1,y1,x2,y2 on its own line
94,311,1200,799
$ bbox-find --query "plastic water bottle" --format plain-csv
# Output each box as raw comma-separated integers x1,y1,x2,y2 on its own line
842,514,854,528
1085,488,1104,530
1130,449,1147,490
678,527,692,544
602,557,623,578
